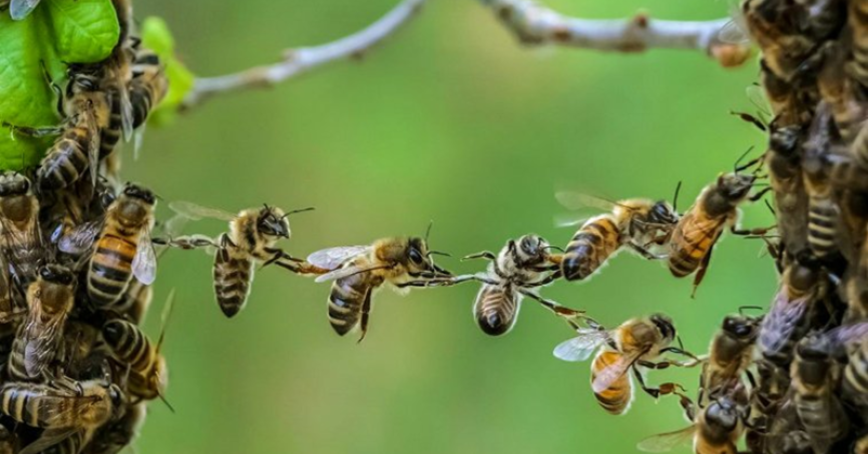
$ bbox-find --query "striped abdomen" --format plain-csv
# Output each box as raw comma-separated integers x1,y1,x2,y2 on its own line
845,342,868,401
37,123,93,190
849,0,868,88
130,76,167,130
213,243,254,318
88,234,138,307
102,320,154,375
562,216,621,281
795,393,848,448
807,196,838,258
99,87,123,159
116,281,152,325
0,384,70,428
473,284,518,336
591,350,633,415
667,212,723,278
328,271,372,336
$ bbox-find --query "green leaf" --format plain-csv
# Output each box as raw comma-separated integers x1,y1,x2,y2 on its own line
0,0,119,171
141,16,194,126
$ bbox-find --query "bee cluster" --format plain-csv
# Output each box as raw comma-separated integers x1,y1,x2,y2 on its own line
0,0,171,453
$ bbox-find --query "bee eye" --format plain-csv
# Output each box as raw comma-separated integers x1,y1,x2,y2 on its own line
409,248,423,264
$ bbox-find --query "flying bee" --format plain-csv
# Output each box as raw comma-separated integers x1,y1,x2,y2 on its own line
791,334,849,454
0,172,45,289
555,192,679,282
698,313,759,405
553,314,693,415
0,379,124,454
308,230,454,342
7,265,76,381
86,402,145,454
459,234,585,336
803,103,846,261
758,261,822,367
667,158,766,295
160,201,315,318
636,392,745,454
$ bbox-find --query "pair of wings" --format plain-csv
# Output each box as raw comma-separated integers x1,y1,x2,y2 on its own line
22,301,66,378
758,288,810,356
553,192,631,228
307,246,375,283
553,329,649,394
58,218,157,286
635,425,696,453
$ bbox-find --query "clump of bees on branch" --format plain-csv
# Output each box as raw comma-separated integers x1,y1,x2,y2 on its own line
5,0,868,453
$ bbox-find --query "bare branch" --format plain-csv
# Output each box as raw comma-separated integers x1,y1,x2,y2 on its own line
479,0,751,68
182,0,427,110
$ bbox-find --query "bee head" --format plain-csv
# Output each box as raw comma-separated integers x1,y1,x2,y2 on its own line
769,121,801,158
722,315,758,341
786,261,819,294
123,183,156,205
795,335,833,385
514,234,549,264
718,173,756,201
0,172,30,197
67,64,103,94
649,201,679,225
258,205,290,239
406,237,452,278
39,264,75,286
649,313,676,342
703,397,739,432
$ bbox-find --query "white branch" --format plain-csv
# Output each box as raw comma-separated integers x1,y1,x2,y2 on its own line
479,0,751,67
182,0,427,109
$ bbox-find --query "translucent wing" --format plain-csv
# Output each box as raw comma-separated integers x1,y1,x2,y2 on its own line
758,290,809,356
314,263,388,284
58,219,103,254
636,426,695,453
553,213,593,228
168,201,236,222
9,0,40,20
826,321,868,347
132,230,157,285
85,110,100,187
118,75,134,141
552,329,609,362
718,19,749,44
555,192,617,212
307,246,371,270
746,83,772,117
133,123,146,160
592,348,643,394
22,303,65,377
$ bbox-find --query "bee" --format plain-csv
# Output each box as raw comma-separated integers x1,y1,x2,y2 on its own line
0,172,45,289
636,393,745,454
817,40,865,145
791,334,849,454
460,234,584,336
308,231,454,342
129,48,168,132
162,201,314,318
553,314,691,415
802,103,845,261
7,265,76,381
698,313,759,405
555,192,679,282
667,161,764,295
766,119,810,256
849,0,868,89
85,403,145,454
758,261,822,367
58,183,157,308
102,319,168,405
741,0,820,83
0,379,124,454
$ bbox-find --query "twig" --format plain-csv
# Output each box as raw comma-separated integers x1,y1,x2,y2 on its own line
182,0,427,109
479,0,751,68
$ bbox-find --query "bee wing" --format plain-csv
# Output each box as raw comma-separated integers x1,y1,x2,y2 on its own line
133,123,146,160
552,329,609,362
22,304,65,377
118,77,134,141
85,110,100,187
168,201,236,222
9,0,40,20
57,219,103,254
19,428,77,454
826,321,868,347
553,213,593,228
746,83,772,118
758,290,809,355
555,192,617,212
314,263,385,284
591,348,644,394
636,426,696,453
307,246,371,271
132,230,158,285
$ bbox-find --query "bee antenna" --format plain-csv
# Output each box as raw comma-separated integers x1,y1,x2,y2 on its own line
733,146,755,173
424,220,434,243
158,393,176,414
764,199,776,216
672,180,682,213
738,305,764,316
543,245,565,252
427,250,451,258
283,207,315,218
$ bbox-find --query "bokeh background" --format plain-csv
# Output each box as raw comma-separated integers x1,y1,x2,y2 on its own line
130,0,775,452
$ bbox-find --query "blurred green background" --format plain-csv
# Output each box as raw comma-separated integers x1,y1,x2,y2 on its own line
128,0,776,453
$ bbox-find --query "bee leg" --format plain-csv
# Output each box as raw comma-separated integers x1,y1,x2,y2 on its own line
462,251,497,261
631,367,684,400
517,289,585,327
691,247,716,298
357,289,372,344
1,123,63,138
626,243,666,260
523,270,562,288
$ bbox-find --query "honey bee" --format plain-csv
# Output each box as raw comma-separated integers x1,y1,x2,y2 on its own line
802,103,845,261
791,334,849,454
849,0,868,88
308,232,454,342
758,261,822,367
741,0,820,83
102,319,168,405
555,193,679,281
747,359,796,453
817,40,865,145
698,313,759,405
553,314,691,415
459,234,585,336
766,119,810,256
636,393,745,454
7,265,76,381
86,403,145,454
0,379,124,454
129,48,168,133
58,183,157,308
162,201,315,318
667,162,765,295
0,172,46,289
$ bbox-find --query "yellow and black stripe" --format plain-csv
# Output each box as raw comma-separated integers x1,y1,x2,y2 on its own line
591,350,633,415
88,234,137,307
849,0,868,89
213,242,253,318
562,216,621,281
473,285,517,336
37,121,92,190
328,272,370,336
668,214,723,278
807,197,838,258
